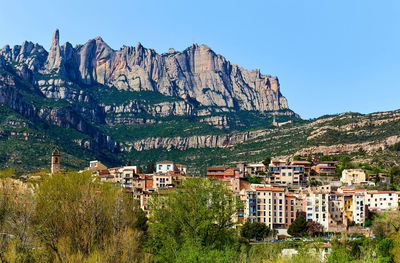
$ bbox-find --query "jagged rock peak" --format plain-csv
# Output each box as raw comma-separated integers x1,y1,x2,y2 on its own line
52,29,60,47
94,36,104,42
2,30,291,112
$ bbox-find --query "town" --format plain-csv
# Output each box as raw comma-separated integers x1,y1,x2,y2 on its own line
69,151,399,237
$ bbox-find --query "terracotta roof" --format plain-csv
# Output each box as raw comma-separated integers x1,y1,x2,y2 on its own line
291,161,311,164
254,187,285,192
368,191,399,194
207,165,227,170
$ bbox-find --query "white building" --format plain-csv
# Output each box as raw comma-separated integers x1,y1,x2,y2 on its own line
119,166,139,190
365,191,399,211
306,186,331,231
352,194,366,224
156,161,175,174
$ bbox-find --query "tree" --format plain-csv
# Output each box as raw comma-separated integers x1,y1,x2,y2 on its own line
293,155,301,161
240,221,271,241
148,177,240,262
376,238,394,263
389,166,400,177
33,171,148,262
146,162,155,174
262,156,271,169
246,175,260,184
306,220,324,236
375,174,381,184
287,214,308,237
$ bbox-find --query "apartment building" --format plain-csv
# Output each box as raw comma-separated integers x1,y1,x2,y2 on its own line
153,173,174,189
206,165,240,179
312,161,336,175
341,169,367,185
365,191,399,211
285,193,300,227
245,190,257,223
119,166,139,191
305,186,330,230
254,187,274,229
244,186,286,229
352,194,366,225
269,162,305,185
246,163,266,176
290,160,312,176
328,192,344,227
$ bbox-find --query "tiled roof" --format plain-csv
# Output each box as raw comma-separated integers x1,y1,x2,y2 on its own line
156,160,174,164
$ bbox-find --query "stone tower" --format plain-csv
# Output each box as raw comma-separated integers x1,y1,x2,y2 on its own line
51,148,61,174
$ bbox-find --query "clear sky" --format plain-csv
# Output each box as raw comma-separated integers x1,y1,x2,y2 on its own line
1,0,399,119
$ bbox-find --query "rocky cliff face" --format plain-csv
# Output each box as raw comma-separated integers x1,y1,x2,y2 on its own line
0,29,290,113
0,29,301,167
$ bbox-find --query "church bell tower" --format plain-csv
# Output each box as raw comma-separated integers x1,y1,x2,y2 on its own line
51,148,61,174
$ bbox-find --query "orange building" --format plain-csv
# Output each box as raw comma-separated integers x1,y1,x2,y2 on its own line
284,193,299,227
206,165,240,180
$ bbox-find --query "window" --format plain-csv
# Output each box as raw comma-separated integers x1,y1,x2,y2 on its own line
282,172,286,176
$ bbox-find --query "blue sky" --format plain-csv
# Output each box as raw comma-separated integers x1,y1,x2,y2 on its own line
1,0,399,119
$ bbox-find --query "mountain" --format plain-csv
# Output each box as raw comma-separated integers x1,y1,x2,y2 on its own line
1,30,398,173
0,29,297,169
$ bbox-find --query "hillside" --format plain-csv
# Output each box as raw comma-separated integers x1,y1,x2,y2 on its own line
0,30,399,173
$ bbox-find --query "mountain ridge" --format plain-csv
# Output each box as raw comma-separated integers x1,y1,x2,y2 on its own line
0,29,291,113
3,30,398,173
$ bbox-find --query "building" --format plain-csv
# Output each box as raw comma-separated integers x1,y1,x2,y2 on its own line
305,186,331,230
206,165,240,179
285,193,300,227
119,166,139,191
328,192,344,227
290,160,312,176
175,164,188,175
365,191,399,212
51,149,61,174
156,161,175,174
89,160,108,171
246,163,266,176
244,185,286,230
153,173,174,189
269,162,305,185
352,194,366,225
312,161,336,175
245,190,257,223
341,169,367,185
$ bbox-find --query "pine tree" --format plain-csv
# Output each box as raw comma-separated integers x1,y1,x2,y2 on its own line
287,214,308,237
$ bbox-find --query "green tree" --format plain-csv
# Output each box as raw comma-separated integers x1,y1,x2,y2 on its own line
262,156,271,169
145,162,155,173
240,221,271,241
246,175,261,184
293,155,301,161
287,214,308,237
33,171,147,262
376,238,394,263
147,177,240,262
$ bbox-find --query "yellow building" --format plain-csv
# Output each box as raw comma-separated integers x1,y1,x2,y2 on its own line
344,195,353,224
341,169,367,185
